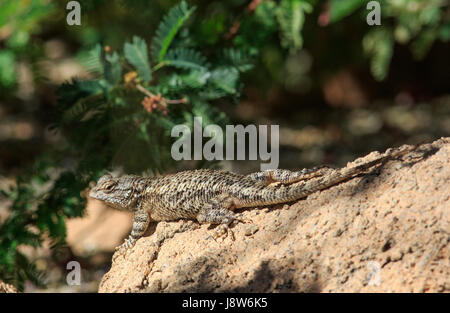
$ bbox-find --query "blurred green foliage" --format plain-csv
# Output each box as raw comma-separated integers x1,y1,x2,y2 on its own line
362,0,449,80
0,0,448,289
0,0,54,90
326,0,449,80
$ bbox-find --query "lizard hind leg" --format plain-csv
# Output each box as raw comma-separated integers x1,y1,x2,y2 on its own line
196,193,247,241
246,167,333,185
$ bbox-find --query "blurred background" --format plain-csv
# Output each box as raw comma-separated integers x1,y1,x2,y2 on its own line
0,0,448,292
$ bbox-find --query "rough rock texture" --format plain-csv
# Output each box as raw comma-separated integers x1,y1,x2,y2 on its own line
0,280,18,293
99,138,449,293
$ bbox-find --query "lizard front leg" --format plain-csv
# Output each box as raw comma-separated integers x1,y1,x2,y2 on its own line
114,209,151,260
196,193,247,241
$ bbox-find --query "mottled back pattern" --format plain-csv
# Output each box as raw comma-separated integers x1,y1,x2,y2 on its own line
141,170,249,220
89,145,413,259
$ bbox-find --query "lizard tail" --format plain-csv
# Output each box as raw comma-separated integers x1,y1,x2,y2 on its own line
248,145,413,207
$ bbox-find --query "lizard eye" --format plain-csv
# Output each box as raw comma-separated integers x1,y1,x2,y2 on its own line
102,182,115,191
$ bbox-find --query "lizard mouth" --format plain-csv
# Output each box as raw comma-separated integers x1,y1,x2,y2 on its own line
88,187,112,203
88,187,101,199
88,187,130,211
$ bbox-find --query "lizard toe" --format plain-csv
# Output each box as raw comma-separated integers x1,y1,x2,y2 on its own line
213,224,235,242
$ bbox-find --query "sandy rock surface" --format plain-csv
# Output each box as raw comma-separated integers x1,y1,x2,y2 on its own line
0,280,18,293
99,138,449,293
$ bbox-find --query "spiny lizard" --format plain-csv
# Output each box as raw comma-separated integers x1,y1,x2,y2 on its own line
89,145,412,258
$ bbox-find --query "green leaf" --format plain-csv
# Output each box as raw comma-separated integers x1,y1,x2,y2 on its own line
79,44,103,74
151,1,196,62
56,79,104,122
209,67,239,95
221,48,254,72
412,28,437,60
439,23,450,41
164,69,210,93
254,0,278,30
6,30,29,49
77,80,104,95
181,69,210,88
164,47,207,70
57,79,102,107
363,28,394,81
276,0,312,52
329,0,367,23
104,52,122,85
0,50,16,88
124,36,152,82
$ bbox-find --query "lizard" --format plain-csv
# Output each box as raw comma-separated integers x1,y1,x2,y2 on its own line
89,144,413,259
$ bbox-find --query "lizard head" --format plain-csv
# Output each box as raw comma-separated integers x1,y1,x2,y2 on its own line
89,174,144,211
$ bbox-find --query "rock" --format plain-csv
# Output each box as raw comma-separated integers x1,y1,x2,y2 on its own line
99,138,450,293
0,280,18,293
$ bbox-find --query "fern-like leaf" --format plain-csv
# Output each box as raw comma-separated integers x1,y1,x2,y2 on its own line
164,47,207,70
78,44,103,74
124,36,152,82
221,48,254,72
328,0,366,23
205,67,239,97
276,0,312,52
57,79,104,123
210,67,238,94
104,52,122,85
151,1,196,63
363,28,393,81
181,69,210,88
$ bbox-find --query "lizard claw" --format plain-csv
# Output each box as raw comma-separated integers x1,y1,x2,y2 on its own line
112,237,135,262
112,246,127,263
213,224,235,242
234,216,251,225
212,215,252,242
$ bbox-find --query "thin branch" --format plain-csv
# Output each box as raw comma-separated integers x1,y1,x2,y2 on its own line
136,83,155,98
166,98,187,104
135,83,187,104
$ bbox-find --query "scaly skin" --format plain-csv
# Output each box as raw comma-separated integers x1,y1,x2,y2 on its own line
89,145,412,258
